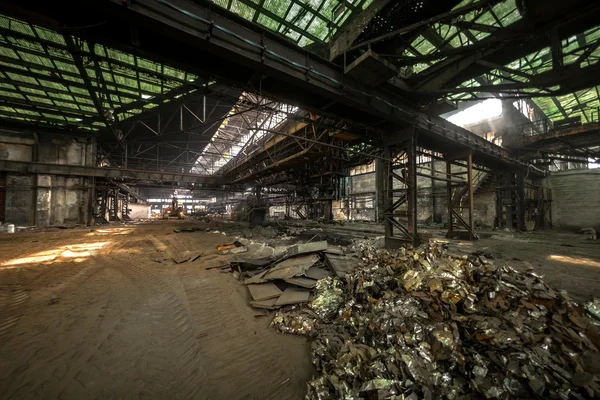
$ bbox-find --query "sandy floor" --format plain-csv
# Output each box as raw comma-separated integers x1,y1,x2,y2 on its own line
1,220,599,399
0,221,313,399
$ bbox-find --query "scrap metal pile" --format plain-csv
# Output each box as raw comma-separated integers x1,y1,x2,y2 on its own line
271,240,600,399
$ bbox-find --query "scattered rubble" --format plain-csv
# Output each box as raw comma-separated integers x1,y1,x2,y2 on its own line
270,240,600,399
217,241,247,255
225,239,360,311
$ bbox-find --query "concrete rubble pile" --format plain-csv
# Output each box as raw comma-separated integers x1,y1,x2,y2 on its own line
229,240,360,310
271,240,600,399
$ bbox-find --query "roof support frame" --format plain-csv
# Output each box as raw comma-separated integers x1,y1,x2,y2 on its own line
64,34,123,144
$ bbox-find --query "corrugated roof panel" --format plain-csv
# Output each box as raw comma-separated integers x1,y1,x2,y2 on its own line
107,48,134,65
231,0,256,20
6,71,36,84
0,91,24,99
264,0,293,18
257,13,279,30
34,27,65,45
0,47,19,59
27,95,53,105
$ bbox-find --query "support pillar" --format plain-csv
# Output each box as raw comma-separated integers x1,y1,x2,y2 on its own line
516,169,526,231
375,157,385,223
466,152,475,235
383,145,393,240
446,160,454,237
430,157,437,223
112,189,119,221
383,132,419,248
324,199,333,222
407,133,418,244
445,151,477,240
506,172,514,229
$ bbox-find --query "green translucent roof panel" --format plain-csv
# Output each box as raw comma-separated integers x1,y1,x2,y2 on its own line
0,13,199,131
213,0,373,46
400,0,600,121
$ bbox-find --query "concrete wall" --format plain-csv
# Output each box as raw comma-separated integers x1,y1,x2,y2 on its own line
545,169,600,231
349,172,376,221
0,130,95,226
6,174,34,225
129,203,151,219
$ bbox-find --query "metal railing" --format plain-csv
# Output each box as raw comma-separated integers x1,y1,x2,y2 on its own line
504,109,600,138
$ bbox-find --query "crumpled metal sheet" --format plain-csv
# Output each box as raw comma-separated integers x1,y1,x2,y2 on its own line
270,311,317,336
272,240,600,399
310,277,344,320
585,298,600,323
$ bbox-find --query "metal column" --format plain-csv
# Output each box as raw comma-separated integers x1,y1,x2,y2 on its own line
445,151,477,240
516,169,526,231
375,157,385,223
466,152,475,235
112,189,119,221
446,160,453,237
383,132,419,248
407,133,418,244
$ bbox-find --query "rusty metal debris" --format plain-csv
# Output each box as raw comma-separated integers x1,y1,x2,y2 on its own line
272,240,600,399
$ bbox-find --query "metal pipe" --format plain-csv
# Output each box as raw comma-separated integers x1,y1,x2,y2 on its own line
416,172,466,184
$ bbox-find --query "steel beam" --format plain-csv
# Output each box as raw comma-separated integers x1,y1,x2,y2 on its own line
0,0,523,170
63,35,123,145
328,0,392,61
0,160,223,186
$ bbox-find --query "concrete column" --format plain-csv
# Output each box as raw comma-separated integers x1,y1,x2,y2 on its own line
36,175,52,227
324,199,333,221
113,189,119,221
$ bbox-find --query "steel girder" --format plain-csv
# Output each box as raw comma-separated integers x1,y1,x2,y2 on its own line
0,0,524,170
383,132,419,248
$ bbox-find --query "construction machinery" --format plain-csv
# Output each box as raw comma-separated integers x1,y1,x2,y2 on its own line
163,197,184,219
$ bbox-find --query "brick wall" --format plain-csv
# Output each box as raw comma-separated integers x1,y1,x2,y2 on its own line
545,169,600,231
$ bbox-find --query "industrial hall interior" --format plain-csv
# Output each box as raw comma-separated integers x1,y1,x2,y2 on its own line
1,0,600,398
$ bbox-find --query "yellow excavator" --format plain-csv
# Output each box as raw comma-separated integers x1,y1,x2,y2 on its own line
163,197,184,219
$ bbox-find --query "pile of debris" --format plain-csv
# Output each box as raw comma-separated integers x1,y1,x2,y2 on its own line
229,241,360,310
271,240,600,399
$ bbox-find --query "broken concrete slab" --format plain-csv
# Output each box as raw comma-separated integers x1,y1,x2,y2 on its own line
287,241,328,256
284,277,318,289
275,287,311,306
323,247,344,255
250,297,280,310
247,283,282,301
244,269,269,285
264,254,319,280
305,267,333,280
230,258,271,272
324,253,359,279
173,250,193,264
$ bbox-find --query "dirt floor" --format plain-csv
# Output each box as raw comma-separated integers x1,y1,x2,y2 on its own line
0,221,313,399
1,220,599,399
